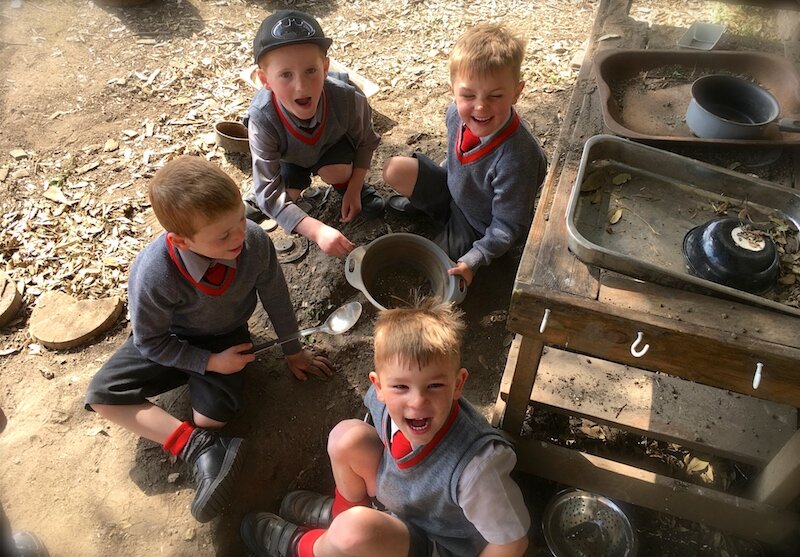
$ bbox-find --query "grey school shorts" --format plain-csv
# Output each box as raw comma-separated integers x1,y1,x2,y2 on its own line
84,325,250,423
410,153,481,262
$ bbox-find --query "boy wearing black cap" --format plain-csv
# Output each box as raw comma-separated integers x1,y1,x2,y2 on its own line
244,10,383,257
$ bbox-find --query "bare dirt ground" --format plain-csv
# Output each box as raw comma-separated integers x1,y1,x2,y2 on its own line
0,0,793,556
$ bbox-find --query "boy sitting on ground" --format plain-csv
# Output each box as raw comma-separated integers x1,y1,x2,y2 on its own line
382,23,547,286
244,9,384,257
241,298,530,557
85,156,332,523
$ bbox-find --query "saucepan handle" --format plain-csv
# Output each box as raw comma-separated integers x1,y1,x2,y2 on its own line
778,117,800,133
447,258,468,305
345,246,367,293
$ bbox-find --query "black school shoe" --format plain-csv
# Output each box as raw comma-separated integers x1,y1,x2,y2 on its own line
279,490,333,529
244,198,267,224
241,512,306,557
181,429,246,523
333,184,385,217
12,531,50,557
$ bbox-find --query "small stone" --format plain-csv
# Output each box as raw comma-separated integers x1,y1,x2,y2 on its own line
11,169,30,179
167,472,181,483
183,528,196,541
10,149,28,160
0,167,8,182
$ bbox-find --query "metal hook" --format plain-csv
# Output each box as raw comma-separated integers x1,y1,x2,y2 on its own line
630,331,649,358
752,362,764,390
539,308,551,334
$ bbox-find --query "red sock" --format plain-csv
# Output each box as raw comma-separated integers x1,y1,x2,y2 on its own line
162,421,194,456
331,488,371,517
332,181,348,192
296,529,324,557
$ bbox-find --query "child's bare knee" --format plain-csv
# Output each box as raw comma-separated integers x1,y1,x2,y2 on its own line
327,419,375,457
382,157,400,184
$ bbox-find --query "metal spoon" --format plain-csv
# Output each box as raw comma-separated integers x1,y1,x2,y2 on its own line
251,301,363,354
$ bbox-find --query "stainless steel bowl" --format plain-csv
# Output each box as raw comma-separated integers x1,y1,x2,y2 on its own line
543,489,638,557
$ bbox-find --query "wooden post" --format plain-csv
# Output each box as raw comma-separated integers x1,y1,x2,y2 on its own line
749,428,800,508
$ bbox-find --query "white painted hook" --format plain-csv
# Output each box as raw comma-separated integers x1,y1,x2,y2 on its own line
752,362,764,390
630,331,649,358
539,308,551,334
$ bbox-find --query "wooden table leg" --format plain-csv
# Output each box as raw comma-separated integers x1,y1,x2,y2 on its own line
749,428,800,508
500,336,545,437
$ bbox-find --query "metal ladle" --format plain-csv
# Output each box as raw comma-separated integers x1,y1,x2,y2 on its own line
252,301,363,354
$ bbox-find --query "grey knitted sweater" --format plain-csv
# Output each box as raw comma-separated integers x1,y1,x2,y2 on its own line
127,220,301,374
364,386,511,557
444,104,547,270
246,76,381,233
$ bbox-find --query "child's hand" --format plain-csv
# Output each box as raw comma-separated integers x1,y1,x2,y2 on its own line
448,261,474,287
206,343,256,374
286,349,334,381
315,224,355,257
340,188,362,223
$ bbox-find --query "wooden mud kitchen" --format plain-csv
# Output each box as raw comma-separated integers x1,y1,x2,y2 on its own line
494,0,800,546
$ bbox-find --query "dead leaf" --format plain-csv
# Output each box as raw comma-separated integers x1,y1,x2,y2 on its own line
611,172,631,185
609,207,623,224
591,189,603,204
597,33,621,42
580,170,605,192
685,455,709,475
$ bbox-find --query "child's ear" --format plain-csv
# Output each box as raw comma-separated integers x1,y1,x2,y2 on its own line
369,371,385,401
256,68,270,90
513,80,525,104
167,231,191,250
323,56,330,75
453,368,469,400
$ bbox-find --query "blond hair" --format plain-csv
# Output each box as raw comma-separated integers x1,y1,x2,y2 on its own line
374,298,465,372
148,156,242,237
449,23,526,83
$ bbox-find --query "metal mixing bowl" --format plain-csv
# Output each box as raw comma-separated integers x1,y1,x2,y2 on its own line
542,489,638,557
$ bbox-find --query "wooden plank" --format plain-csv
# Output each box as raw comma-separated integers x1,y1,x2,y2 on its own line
528,347,797,466
508,283,800,407
492,334,522,427
599,272,800,352
750,429,800,508
513,438,800,544
515,0,626,288
500,335,544,437
521,0,647,298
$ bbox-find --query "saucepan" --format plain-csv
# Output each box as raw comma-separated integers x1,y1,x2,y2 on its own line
686,74,800,139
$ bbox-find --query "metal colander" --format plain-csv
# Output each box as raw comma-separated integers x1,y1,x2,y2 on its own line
542,489,638,557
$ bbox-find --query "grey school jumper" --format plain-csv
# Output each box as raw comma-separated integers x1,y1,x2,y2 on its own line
127,220,301,374
364,386,511,557
445,104,547,271
246,76,381,233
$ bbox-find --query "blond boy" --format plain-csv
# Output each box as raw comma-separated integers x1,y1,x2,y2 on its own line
383,23,547,286
241,299,530,557
244,10,384,257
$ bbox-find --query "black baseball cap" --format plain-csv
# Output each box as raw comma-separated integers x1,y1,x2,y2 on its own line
253,10,333,65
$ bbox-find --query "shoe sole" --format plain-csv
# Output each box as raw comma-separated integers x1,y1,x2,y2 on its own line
191,438,245,523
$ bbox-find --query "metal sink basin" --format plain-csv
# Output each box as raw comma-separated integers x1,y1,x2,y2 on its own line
566,135,800,317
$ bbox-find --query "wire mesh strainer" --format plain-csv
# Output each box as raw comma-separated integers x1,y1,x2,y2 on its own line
542,489,638,557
